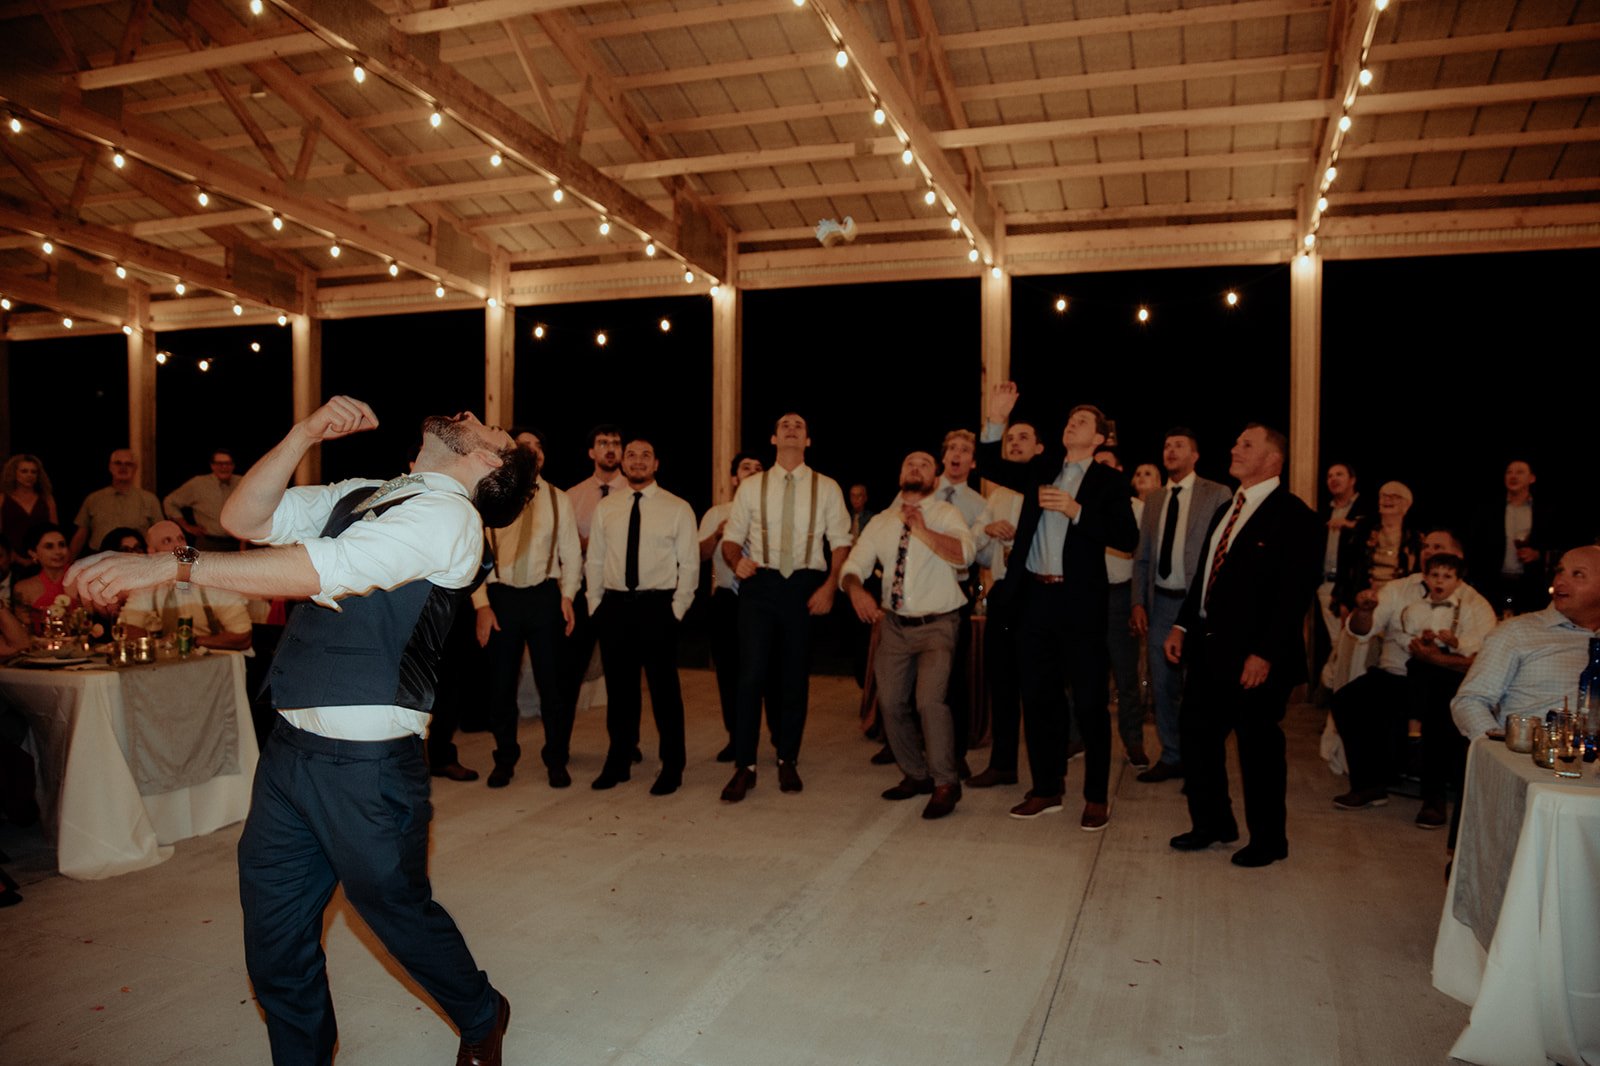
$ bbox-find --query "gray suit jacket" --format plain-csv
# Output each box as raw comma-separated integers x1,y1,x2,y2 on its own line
1132,475,1233,614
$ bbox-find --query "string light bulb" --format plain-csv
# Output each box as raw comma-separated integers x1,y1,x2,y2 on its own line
659,318,671,332
1316,196,1329,213
329,241,341,258
598,218,611,236
487,296,498,309
8,116,21,134
197,189,209,206
552,187,564,203
175,281,186,295
793,0,805,6
835,49,848,69
250,0,263,13
1324,165,1338,185
276,313,287,326
1338,115,1352,133
644,241,656,257
684,269,695,283
489,151,502,167
41,239,53,255
709,284,720,297
923,188,937,206
949,217,962,232
435,283,445,298
1137,307,1150,324
388,260,399,277
595,331,608,346
0,297,9,310
155,351,168,365
1358,68,1373,87
990,265,1001,280
1303,233,1317,249
1055,297,1068,313
198,358,210,372
967,248,979,263
112,149,126,168
250,341,261,352
352,63,366,85
1225,290,1240,308
532,324,545,339
429,109,443,128
122,325,133,335
901,148,914,166
872,106,885,125
271,213,283,231
115,264,127,279
232,302,243,316
1376,0,1389,9
62,316,73,328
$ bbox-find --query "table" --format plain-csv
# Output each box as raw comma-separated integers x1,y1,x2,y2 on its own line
0,651,259,880
1433,736,1600,1066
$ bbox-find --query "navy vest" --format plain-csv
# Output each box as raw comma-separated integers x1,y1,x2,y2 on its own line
266,487,491,712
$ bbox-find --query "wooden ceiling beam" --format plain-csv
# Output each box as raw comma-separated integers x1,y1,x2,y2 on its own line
958,52,1325,103
501,18,563,140
932,0,1329,54
0,137,67,211
390,0,581,35
1348,74,1600,117
270,0,725,280
1341,126,1600,159
0,191,292,308
1366,22,1600,63
1007,197,1298,227
985,148,1308,187
0,267,127,327
76,31,328,90
1297,0,1381,244
810,0,994,264
115,0,155,65
1328,176,1600,207
66,148,96,214
904,0,981,191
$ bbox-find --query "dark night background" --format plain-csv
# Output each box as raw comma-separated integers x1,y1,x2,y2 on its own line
6,248,1597,553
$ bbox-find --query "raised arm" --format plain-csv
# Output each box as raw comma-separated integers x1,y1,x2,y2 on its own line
222,396,379,541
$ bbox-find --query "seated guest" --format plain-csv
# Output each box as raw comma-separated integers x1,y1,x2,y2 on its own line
1452,545,1600,739
115,521,252,650
1331,534,1496,828
0,542,11,610
99,527,148,555
841,451,974,820
1,454,60,557
1468,458,1555,617
8,524,74,632
164,449,243,552
68,449,163,561
1333,481,1421,613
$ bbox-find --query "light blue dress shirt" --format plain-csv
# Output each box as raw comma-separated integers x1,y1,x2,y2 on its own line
1025,459,1086,577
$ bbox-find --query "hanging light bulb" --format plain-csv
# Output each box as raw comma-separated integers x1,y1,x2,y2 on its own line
8,116,22,134
598,218,611,236
0,297,10,310
388,260,399,277
198,358,210,372
1055,297,1067,313
532,324,545,339
1316,196,1329,213
115,264,127,279
197,189,209,206
901,148,914,166
429,109,443,128
63,316,74,328
595,331,608,346
352,63,367,85
684,269,695,283
1376,0,1390,9
1304,233,1317,249
435,283,445,298
41,239,53,255
489,151,502,167
923,188,937,206
1324,165,1338,185
1137,307,1150,324
792,0,805,6
990,265,1001,280
967,248,979,263
175,281,186,295
835,49,848,69
250,341,261,352
276,313,288,326
872,106,885,125
644,241,656,257
552,186,564,203
659,318,671,332
709,284,720,297
1337,114,1352,133
155,351,168,365
250,0,264,13
329,241,341,258
112,149,126,168
232,302,243,316
1358,68,1373,87
487,296,498,309
949,217,962,232
1225,290,1240,308
271,213,284,231
123,325,133,335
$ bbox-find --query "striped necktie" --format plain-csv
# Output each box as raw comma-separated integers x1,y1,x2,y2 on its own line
1204,492,1248,611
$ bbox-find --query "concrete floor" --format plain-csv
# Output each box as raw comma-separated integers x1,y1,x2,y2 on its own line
2,669,1473,1065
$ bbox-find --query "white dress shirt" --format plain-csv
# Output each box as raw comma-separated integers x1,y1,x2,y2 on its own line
470,477,581,609
1154,471,1198,593
1347,572,1497,676
258,471,484,740
584,482,699,620
1502,501,1533,575
567,472,628,545
972,486,1023,584
1452,606,1595,738
1197,476,1279,619
722,463,851,572
935,477,988,527
1106,496,1143,585
118,582,253,640
840,495,973,617
699,501,739,593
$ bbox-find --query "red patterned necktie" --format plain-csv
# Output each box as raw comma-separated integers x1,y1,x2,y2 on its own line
1204,492,1248,611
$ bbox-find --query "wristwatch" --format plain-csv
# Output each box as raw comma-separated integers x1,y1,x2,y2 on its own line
172,545,200,589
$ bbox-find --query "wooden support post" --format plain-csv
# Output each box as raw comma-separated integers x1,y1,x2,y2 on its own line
485,250,514,428
979,211,1010,418
710,281,741,505
126,284,156,491
1288,251,1322,507
291,311,322,485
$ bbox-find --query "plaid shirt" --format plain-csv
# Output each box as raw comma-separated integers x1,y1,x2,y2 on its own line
1451,605,1596,738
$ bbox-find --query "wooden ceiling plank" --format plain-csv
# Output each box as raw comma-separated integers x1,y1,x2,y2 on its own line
116,0,155,65
1367,23,1600,63
390,0,583,35
1342,126,1600,159
76,32,329,90
986,148,1308,185
1007,196,1297,226
958,52,1325,103
0,138,67,212
933,0,1329,54
810,0,994,263
1330,176,1600,206
577,0,791,40
206,67,293,182
502,19,565,140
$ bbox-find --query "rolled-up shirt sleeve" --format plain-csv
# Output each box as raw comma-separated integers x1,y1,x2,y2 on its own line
285,489,483,608
260,479,376,546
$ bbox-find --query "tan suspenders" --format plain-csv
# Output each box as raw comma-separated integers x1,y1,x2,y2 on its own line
758,468,820,571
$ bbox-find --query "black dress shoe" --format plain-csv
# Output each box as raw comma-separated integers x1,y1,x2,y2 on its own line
922,784,962,820
1137,761,1184,783
715,743,735,763
591,766,630,790
1169,827,1240,851
869,744,896,765
777,760,803,792
721,767,756,803
456,991,510,1066
432,762,480,782
881,776,934,800
631,747,644,764
649,769,682,796
965,767,1018,788
546,766,572,789
1231,841,1288,867
485,765,513,789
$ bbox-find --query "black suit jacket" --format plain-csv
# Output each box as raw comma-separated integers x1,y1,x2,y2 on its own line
976,438,1138,622
1176,484,1323,688
1467,495,1559,585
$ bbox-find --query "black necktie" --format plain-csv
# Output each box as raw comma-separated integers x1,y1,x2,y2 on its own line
1158,485,1182,579
600,483,610,498
625,491,642,590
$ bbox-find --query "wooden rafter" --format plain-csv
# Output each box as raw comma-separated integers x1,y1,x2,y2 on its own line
291,121,320,183
903,0,979,190
66,148,96,214
390,0,581,35
116,0,155,65
501,20,563,140
566,74,592,150
1299,0,1382,242
34,0,85,70
77,32,326,89
0,267,127,327
206,67,292,182
0,137,65,211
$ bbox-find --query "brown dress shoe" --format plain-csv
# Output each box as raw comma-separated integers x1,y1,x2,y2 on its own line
869,744,897,765
1009,794,1064,819
1136,760,1183,783
881,776,934,800
778,760,804,793
432,762,480,782
966,766,1018,788
1080,802,1109,832
922,784,962,820
720,767,756,803
456,992,510,1066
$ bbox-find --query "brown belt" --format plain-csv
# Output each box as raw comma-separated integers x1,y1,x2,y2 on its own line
1029,572,1065,585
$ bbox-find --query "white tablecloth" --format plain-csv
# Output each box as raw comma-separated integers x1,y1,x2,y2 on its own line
1433,737,1600,1066
0,652,259,880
